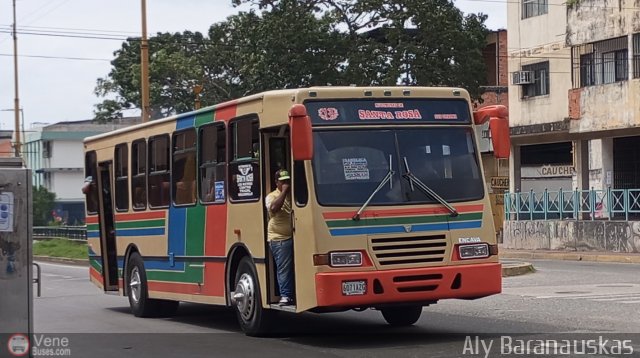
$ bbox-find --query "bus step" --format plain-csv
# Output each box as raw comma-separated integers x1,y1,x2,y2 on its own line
269,304,297,313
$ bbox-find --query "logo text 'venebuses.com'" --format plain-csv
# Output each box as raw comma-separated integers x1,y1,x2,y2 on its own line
7,334,72,357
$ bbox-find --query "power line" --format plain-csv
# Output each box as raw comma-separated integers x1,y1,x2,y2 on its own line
0,29,127,41
0,53,110,61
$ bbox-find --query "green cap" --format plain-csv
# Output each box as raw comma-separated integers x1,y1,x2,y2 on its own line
277,170,290,181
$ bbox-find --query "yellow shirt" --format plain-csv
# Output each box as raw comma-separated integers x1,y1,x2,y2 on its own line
265,189,292,241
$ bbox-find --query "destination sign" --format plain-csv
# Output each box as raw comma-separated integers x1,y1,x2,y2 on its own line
305,99,471,125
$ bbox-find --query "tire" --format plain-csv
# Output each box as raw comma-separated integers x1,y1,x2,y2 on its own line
381,305,423,326
231,257,273,336
127,252,179,317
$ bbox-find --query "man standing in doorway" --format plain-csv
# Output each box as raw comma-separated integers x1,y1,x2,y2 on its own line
265,169,294,305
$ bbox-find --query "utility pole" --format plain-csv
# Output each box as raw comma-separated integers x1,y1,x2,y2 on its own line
193,85,203,110
12,0,21,157
140,0,150,122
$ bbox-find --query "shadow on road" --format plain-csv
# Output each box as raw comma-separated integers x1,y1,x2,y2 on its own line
105,302,555,350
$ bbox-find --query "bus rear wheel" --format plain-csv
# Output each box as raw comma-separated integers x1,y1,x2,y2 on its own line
231,257,273,336
380,305,423,326
127,252,179,317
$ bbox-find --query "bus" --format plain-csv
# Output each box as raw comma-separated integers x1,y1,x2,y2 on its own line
83,86,509,336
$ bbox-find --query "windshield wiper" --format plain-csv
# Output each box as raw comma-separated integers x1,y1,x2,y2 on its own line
402,157,458,217
352,155,394,221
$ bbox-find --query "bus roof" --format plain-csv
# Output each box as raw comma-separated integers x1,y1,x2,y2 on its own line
83,86,470,145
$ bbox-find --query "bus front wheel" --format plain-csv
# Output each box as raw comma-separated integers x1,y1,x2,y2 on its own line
127,252,179,317
380,305,423,326
232,257,273,336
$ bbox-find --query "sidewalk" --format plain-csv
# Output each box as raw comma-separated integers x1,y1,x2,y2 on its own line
499,246,640,264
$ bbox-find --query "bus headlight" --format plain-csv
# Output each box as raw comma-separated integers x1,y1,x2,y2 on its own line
330,252,362,267
458,243,490,259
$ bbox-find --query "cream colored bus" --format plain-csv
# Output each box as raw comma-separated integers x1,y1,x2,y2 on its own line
83,86,509,336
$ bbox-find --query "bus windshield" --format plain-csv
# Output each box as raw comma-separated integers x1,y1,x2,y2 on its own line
312,127,484,206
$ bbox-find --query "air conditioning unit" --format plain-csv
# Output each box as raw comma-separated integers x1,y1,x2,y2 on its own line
512,71,535,85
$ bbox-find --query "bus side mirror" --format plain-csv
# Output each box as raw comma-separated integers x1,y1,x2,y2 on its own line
473,105,510,159
289,104,313,161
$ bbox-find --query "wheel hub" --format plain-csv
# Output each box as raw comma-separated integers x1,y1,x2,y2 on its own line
129,267,142,303
234,273,255,321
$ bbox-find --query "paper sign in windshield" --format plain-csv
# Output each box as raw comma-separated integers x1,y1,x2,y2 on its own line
343,158,370,180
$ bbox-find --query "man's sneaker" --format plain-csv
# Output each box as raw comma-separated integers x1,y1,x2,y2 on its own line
278,296,293,306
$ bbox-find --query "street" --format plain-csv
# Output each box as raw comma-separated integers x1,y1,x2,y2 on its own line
32,260,640,357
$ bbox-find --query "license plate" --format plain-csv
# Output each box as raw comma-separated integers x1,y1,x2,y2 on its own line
342,280,366,296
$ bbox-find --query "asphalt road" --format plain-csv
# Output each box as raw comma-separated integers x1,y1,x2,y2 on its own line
29,260,640,357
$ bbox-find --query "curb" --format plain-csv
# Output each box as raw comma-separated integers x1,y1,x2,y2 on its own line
34,255,89,266
501,262,535,277
500,251,640,264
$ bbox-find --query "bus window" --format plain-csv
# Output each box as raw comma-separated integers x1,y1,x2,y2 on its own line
131,139,147,210
114,143,129,211
84,151,98,214
229,117,260,201
148,135,170,208
172,129,197,206
199,122,226,203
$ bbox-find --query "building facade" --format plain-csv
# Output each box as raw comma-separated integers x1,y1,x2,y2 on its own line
24,119,139,225
507,0,576,195
476,29,510,233
0,130,13,157
507,0,640,201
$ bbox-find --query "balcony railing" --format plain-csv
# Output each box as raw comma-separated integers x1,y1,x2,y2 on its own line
504,188,640,221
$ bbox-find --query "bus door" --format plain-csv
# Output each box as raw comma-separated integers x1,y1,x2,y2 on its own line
97,161,118,292
264,129,292,303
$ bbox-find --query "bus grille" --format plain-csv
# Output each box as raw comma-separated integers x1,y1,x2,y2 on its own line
370,235,447,266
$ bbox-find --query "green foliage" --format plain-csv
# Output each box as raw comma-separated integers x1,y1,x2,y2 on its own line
94,0,490,119
33,239,87,260
33,186,56,226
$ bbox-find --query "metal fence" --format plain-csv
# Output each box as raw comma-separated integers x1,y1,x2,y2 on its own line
33,226,87,240
504,188,640,221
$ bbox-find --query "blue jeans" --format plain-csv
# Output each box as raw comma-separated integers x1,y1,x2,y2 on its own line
269,238,294,298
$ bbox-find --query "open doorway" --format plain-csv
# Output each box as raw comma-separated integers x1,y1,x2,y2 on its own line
262,125,295,305
98,161,118,291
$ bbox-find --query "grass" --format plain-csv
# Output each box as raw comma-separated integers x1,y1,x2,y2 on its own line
33,238,87,260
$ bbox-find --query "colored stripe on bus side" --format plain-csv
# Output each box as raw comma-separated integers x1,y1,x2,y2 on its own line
322,204,484,220
328,220,482,236
326,212,483,228
177,114,196,130
323,205,484,237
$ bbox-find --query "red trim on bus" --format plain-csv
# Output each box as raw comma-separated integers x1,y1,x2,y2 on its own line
86,215,99,224
322,204,484,220
202,204,228,296
114,211,166,221
315,263,501,307
89,265,102,282
214,100,238,122
148,281,202,295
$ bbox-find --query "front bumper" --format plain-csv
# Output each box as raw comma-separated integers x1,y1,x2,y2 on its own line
315,263,501,308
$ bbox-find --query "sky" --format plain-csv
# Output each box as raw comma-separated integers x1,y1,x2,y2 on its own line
0,0,506,131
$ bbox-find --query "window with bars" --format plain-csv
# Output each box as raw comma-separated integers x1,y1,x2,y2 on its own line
572,36,629,87
521,61,549,98
522,0,547,18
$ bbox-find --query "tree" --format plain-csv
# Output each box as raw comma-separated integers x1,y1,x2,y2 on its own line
94,0,489,120
94,32,208,122
33,186,56,226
